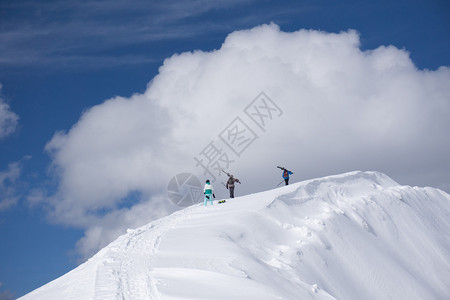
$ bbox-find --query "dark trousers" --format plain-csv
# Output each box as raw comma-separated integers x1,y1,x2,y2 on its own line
285,178,289,185
229,186,235,198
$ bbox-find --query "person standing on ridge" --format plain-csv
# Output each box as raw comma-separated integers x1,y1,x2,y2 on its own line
204,179,215,206
226,174,241,198
278,166,293,185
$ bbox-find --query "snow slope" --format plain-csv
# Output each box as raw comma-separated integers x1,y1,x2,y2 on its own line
20,171,450,300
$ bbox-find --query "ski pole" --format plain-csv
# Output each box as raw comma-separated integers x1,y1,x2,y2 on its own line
277,180,285,186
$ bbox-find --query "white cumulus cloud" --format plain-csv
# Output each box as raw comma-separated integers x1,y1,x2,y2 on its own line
0,161,22,212
0,85,19,140
45,24,450,259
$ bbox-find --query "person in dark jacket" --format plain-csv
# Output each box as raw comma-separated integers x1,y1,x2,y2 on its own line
226,174,240,198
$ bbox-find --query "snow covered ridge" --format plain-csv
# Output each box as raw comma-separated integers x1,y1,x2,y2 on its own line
20,171,450,300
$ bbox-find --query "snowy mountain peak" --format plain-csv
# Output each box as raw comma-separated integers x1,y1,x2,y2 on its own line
20,171,450,300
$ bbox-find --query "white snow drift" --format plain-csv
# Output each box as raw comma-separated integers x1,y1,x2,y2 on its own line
20,171,450,299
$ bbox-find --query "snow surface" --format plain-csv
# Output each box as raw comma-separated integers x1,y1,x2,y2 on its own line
20,171,450,300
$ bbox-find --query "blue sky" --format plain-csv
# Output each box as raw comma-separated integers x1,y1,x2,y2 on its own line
0,0,449,298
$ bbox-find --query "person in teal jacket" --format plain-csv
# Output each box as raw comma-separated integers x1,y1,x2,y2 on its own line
204,179,215,206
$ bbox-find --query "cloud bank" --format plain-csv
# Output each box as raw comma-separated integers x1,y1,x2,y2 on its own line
44,24,450,259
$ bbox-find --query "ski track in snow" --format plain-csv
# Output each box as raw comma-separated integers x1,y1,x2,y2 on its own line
20,171,450,300
93,205,199,299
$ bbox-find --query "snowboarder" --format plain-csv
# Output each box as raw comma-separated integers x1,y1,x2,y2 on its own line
278,166,293,185
204,179,215,206
225,173,241,198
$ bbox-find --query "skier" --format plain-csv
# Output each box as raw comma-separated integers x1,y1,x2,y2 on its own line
278,166,293,185
204,179,215,206
226,174,241,198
